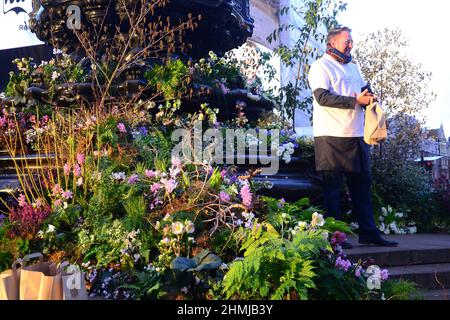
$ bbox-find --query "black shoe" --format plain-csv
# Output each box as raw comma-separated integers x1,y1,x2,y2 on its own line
341,240,354,249
359,236,398,247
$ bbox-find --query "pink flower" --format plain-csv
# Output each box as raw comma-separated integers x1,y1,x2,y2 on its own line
73,164,82,177
171,156,182,168
145,170,156,179
76,153,85,165
220,169,227,179
0,116,6,127
52,184,63,197
161,178,178,194
240,184,253,207
53,199,63,207
151,183,162,193
117,122,127,133
18,194,27,207
64,163,71,176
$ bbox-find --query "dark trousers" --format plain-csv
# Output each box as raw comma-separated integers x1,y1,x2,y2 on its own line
321,171,379,238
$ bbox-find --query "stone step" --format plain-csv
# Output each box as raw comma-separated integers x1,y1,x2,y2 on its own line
346,234,450,267
420,289,450,300
388,263,450,290
222,154,313,171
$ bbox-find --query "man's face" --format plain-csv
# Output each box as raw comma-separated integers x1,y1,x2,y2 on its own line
331,31,353,55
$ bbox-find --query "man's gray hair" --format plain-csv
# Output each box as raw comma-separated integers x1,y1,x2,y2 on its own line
327,26,352,44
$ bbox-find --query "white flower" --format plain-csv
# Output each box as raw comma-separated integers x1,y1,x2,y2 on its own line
180,287,188,294
298,221,307,230
395,212,404,218
155,221,161,230
389,222,398,231
185,221,195,234
171,222,184,235
408,226,417,234
46,224,56,233
51,71,60,81
111,172,126,181
37,230,44,238
350,222,359,230
163,214,171,222
381,207,388,216
379,223,386,232
379,216,384,222
311,212,325,227
76,177,83,186
388,206,393,214
322,231,329,240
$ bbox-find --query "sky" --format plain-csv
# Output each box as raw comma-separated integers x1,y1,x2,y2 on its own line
338,0,450,138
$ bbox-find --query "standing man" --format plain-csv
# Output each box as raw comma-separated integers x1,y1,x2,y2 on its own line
308,26,398,248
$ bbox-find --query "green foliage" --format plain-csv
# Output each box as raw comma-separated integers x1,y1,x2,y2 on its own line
145,59,189,100
222,225,328,300
382,280,423,300
310,256,367,300
119,270,166,300
266,0,346,120
133,127,174,168
371,161,436,231
123,196,147,230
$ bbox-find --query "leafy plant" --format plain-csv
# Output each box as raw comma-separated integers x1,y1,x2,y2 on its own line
222,225,328,300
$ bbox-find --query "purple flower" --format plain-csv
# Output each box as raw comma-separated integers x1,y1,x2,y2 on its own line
0,214,6,226
220,169,227,179
240,184,253,207
331,231,347,246
380,269,389,281
127,174,139,185
63,163,71,176
139,126,148,136
117,122,127,133
219,191,231,203
355,266,363,278
61,190,73,200
76,153,85,165
277,198,285,209
335,256,352,272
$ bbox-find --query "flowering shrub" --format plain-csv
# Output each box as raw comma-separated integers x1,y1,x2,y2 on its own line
0,44,398,301
376,206,417,235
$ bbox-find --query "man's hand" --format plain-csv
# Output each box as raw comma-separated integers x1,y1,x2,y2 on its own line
356,89,378,105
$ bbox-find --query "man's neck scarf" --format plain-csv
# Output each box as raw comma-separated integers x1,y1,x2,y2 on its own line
326,44,352,64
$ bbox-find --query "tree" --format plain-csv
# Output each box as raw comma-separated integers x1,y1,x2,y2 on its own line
266,0,347,121
353,29,436,221
353,28,436,162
